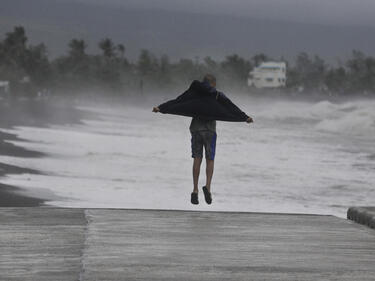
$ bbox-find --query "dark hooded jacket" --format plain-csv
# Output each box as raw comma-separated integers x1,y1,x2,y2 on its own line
158,80,249,122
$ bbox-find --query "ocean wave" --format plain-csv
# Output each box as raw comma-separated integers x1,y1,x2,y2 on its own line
314,101,375,136
256,99,375,137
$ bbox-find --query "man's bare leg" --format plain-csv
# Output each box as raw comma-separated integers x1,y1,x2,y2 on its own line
205,159,214,192
193,157,202,193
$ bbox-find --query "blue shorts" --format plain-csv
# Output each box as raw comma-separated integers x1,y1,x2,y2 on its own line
190,130,217,160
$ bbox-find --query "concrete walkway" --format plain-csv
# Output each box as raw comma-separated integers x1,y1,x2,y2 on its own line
1,208,375,281
0,208,86,281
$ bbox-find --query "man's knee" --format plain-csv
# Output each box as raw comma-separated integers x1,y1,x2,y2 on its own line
206,159,214,167
193,157,202,165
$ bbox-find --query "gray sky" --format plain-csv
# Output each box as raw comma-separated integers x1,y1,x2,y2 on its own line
2,0,375,60
76,0,375,27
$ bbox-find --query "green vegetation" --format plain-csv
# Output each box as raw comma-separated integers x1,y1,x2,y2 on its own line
1,26,375,97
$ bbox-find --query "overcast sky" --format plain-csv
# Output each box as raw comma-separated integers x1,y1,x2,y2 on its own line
2,0,374,60
76,0,375,27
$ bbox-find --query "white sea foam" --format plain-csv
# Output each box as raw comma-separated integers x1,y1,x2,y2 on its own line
314,101,375,136
256,99,375,136
1,98,374,217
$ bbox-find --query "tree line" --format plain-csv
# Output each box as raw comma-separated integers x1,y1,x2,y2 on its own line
1,26,375,97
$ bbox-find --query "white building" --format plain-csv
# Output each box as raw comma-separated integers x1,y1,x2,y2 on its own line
248,62,286,88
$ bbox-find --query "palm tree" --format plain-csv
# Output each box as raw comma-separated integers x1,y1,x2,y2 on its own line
68,39,87,58
117,44,125,59
99,38,116,58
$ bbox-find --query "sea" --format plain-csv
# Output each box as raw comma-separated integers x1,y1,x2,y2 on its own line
1,96,374,218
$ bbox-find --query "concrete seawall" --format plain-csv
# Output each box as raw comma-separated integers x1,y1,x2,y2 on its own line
1,208,375,281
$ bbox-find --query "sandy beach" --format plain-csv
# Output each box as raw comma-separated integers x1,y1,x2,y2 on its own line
0,100,89,206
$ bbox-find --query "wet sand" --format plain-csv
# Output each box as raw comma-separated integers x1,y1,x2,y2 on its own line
0,183,45,206
0,99,91,206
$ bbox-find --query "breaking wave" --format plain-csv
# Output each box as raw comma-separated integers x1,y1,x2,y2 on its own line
313,100,375,136
257,99,375,137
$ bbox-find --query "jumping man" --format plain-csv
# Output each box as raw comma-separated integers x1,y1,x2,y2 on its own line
153,74,253,205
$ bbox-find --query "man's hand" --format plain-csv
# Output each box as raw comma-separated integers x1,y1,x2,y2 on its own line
246,117,253,123
152,107,160,113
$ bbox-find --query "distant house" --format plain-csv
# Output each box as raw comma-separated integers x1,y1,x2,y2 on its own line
248,62,286,88
0,80,10,98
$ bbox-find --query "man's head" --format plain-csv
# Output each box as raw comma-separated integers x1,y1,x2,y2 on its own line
202,74,216,88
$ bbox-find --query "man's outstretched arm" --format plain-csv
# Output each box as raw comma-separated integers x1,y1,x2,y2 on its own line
199,81,254,123
152,86,194,114
216,92,254,123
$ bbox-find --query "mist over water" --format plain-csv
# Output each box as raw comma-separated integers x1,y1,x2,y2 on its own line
1,96,374,217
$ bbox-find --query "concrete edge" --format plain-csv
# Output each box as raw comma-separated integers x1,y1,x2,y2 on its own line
0,206,333,217
347,207,375,229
